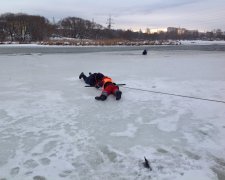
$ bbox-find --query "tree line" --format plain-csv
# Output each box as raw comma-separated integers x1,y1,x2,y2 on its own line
0,13,224,42
0,13,53,42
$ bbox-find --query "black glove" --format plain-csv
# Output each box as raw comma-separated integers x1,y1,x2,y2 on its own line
95,84,101,89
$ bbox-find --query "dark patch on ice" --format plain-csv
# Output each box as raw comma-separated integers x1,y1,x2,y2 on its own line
23,53,32,56
100,145,117,162
213,157,225,167
39,158,51,165
156,165,164,171
198,130,208,136
157,148,168,154
10,167,20,175
210,156,225,180
212,167,225,180
49,153,57,157
184,151,201,160
32,153,42,157
23,159,39,169
43,141,58,153
33,175,46,180
25,171,33,175
59,170,72,177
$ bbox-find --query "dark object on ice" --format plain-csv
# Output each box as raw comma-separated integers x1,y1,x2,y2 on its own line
79,72,104,86
115,90,122,100
95,94,107,101
143,157,152,171
80,72,122,101
142,49,147,55
79,72,85,79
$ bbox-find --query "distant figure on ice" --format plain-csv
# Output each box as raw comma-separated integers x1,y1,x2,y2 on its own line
142,49,147,55
79,72,122,101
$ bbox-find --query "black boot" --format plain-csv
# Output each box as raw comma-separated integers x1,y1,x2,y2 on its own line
95,94,107,101
79,72,84,79
115,90,122,100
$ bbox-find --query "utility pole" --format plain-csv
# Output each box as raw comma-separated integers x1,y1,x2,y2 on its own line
106,15,114,29
52,17,56,25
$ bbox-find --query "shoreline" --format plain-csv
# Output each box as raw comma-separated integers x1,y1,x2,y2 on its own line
0,40,225,47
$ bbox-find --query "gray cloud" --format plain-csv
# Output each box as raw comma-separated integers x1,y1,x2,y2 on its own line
0,0,224,31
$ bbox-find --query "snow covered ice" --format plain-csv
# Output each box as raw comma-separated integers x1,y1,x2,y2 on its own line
0,45,225,180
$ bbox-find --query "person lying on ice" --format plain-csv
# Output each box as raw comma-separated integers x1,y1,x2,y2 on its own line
94,75,122,101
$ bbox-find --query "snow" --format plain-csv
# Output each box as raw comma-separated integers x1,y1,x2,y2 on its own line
0,46,225,180
1,40,225,47
180,40,225,46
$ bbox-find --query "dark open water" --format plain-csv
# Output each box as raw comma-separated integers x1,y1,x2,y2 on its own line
0,44,225,55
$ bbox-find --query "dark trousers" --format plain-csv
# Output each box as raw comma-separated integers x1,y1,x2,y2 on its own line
82,74,95,86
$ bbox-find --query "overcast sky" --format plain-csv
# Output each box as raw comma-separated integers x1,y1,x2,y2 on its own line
0,0,224,32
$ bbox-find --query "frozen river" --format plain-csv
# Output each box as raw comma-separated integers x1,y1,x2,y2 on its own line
0,45,225,180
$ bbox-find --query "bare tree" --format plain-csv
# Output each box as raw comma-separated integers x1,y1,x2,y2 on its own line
0,13,53,42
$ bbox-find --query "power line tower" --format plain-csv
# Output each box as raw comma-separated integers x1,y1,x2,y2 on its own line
106,15,114,29
52,17,56,25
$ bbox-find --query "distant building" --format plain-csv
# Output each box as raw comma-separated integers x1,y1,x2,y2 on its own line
188,30,198,35
167,27,178,33
145,28,151,34
167,27,198,35
177,28,186,35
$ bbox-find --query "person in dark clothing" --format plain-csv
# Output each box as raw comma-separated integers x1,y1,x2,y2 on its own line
79,72,104,86
142,49,147,55
94,75,122,101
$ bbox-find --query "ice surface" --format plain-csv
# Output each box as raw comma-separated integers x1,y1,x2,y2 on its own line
0,47,225,180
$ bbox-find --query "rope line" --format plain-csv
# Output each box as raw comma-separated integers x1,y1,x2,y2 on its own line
122,86,225,104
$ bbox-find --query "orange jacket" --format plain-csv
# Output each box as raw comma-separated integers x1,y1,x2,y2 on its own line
102,77,112,84
96,76,114,88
